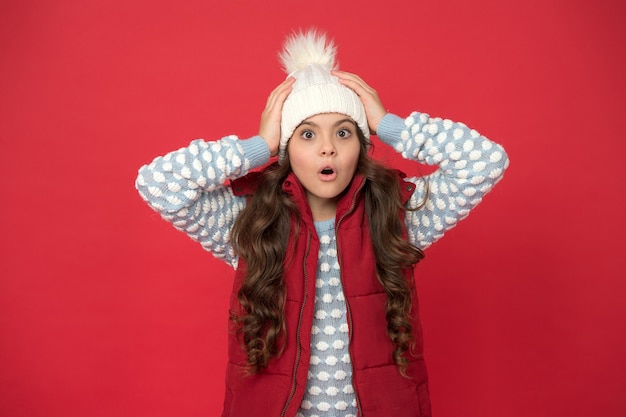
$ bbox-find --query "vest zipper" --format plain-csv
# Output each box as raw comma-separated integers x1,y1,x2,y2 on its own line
280,231,313,417
335,181,365,417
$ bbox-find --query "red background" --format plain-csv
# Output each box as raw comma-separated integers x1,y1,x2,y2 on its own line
1,0,625,416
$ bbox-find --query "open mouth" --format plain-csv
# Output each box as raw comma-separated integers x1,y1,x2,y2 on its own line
319,166,337,181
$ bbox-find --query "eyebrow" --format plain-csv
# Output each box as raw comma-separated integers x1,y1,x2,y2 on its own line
298,118,356,128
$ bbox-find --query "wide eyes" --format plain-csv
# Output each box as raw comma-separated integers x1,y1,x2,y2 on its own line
298,127,353,140
337,128,351,138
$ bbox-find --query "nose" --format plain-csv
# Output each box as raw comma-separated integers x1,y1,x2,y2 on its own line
320,135,336,157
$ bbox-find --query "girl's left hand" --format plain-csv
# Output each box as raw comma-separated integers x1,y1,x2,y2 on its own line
332,70,387,135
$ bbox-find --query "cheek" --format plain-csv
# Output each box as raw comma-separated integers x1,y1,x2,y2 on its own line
287,147,305,169
344,142,361,169
287,140,303,161
287,146,313,177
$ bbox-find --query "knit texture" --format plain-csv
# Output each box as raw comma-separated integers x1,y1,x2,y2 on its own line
135,111,509,415
136,112,508,263
295,218,357,417
135,135,268,268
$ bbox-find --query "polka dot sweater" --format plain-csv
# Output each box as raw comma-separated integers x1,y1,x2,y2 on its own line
296,218,356,417
136,111,509,415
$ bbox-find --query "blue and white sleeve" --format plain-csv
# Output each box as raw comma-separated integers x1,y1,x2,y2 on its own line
377,112,509,250
135,135,270,268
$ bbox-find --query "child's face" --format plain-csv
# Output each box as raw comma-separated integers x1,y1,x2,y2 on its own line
288,112,361,219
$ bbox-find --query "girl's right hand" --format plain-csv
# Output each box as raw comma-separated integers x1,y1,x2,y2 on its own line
259,77,295,157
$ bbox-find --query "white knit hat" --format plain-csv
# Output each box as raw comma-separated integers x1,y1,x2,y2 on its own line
278,30,369,163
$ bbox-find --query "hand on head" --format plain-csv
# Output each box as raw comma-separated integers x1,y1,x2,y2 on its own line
332,70,387,135
259,77,295,157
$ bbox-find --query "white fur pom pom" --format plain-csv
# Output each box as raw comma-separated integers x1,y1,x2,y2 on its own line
279,29,337,75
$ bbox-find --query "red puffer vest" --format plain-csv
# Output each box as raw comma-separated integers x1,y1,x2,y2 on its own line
224,169,432,417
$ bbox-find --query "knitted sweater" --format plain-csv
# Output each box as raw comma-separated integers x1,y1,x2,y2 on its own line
298,218,357,416
136,112,509,416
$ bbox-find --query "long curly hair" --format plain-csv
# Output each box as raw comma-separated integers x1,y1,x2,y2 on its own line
230,127,426,375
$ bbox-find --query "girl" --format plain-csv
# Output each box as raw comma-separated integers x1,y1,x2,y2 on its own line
136,30,508,417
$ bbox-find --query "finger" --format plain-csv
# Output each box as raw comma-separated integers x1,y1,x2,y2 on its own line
264,77,295,112
332,70,362,81
332,70,368,88
268,77,296,100
332,71,376,98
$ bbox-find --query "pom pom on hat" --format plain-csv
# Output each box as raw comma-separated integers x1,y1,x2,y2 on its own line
278,29,369,163
279,29,338,75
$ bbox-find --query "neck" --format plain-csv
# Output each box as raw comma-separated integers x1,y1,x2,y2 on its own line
307,195,338,222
